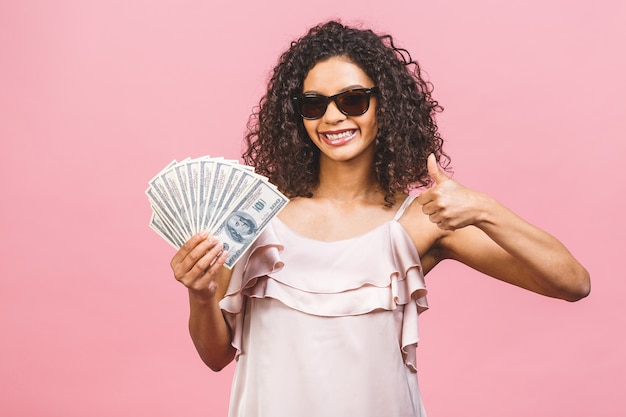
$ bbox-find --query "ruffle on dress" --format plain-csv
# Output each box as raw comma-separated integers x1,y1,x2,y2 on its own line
219,224,284,359
218,218,429,371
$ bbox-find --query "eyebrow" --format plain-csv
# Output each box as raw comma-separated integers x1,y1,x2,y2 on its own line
302,84,367,95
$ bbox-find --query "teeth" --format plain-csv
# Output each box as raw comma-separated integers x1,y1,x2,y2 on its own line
325,130,354,140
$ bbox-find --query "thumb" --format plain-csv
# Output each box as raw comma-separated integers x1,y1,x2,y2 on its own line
427,153,449,185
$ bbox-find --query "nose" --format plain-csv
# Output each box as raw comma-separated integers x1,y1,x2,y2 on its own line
322,99,346,123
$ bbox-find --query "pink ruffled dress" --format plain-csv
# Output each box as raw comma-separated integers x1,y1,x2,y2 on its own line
219,195,429,417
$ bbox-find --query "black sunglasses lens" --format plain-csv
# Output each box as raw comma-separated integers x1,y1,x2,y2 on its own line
336,91,369,116
299,96,328,119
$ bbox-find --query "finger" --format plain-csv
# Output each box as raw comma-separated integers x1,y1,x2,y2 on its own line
171,231,209,267
185,250,229,292
200,249,228,280
172,234,220,279
176,241,224,286
419,199,436,216
427,153,449,185
416,187,436,206
209,249,228,270
190,241,225,276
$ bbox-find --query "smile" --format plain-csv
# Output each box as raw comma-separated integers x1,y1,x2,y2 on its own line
320,129,357,146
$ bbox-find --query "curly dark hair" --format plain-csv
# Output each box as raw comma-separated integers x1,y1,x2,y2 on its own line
242,20,449,207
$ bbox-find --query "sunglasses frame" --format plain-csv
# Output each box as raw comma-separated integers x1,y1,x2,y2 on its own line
292,87,379,120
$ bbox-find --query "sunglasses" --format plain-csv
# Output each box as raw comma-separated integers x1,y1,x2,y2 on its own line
292,87,379,120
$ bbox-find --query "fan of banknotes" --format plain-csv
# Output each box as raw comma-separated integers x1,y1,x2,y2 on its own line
146,156,289,269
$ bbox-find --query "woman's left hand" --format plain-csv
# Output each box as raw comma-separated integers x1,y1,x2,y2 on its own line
416,154,489,231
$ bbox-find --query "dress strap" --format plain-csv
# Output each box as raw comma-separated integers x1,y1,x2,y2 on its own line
392,195,418,222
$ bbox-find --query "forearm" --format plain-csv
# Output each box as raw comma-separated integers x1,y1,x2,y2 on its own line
169,233,236,370
188,290,236,371
470,194,590,301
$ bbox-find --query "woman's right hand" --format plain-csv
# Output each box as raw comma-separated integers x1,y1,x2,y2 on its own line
170,231,229,299
172,232,236,371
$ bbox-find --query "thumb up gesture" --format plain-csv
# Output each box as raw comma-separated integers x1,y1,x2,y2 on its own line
416,154,487,231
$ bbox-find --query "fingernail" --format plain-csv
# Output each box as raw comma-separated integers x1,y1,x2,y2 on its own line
199,230,209,238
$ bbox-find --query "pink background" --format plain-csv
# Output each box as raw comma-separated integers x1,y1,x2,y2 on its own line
1,0,624,416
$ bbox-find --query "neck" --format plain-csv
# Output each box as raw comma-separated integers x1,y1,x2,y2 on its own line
314,157,381,202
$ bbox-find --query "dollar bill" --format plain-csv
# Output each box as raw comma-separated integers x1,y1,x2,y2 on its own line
150,212,184,249
212,179,288,268
184,158,200,232
211,169,259,230
146,178,188,240
203,160,231,231
160,166,194,240
197,158,216,234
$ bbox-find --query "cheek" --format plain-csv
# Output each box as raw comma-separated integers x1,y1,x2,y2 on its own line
369,117,378,133
362,114,378,136
362,103,378,135
303,121,318,141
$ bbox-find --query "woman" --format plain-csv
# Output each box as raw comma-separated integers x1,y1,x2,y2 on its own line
170,21,590,417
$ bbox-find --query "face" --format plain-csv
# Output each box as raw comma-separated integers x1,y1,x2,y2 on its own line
301,56,378,164
227,215,252,235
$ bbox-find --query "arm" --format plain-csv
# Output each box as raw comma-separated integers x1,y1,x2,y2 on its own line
416,154,590,301
170,232,237,371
